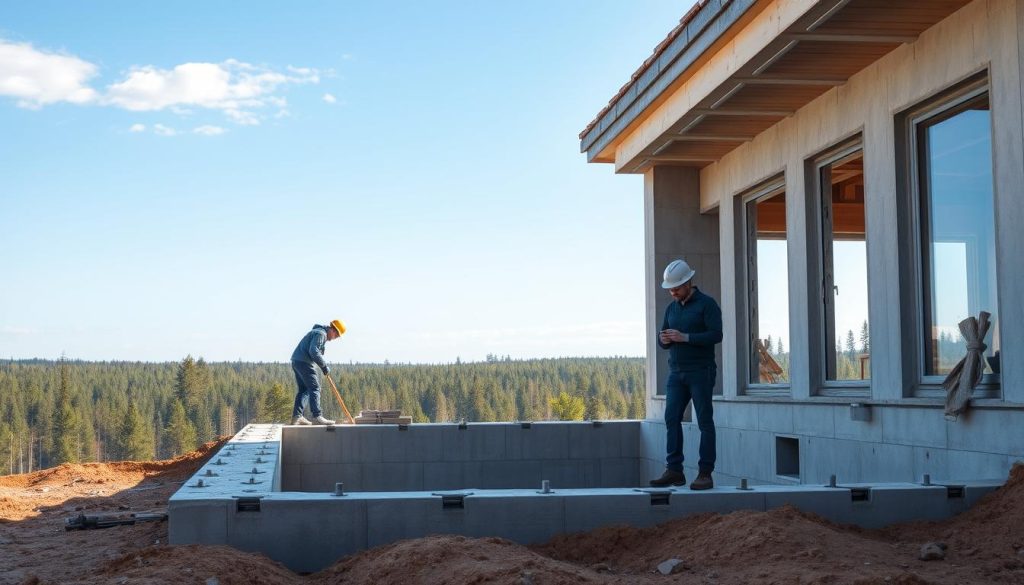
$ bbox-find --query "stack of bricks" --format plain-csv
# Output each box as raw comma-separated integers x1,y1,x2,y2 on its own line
353,409,412,424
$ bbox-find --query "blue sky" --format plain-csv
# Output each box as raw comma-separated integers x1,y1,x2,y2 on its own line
1,1,692,363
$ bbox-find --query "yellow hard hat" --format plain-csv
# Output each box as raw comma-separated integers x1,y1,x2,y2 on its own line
330,319,347,335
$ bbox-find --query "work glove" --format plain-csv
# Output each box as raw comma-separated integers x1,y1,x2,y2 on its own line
321,365,330,375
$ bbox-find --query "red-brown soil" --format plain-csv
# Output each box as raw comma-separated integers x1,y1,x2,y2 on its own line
1,444,1021,585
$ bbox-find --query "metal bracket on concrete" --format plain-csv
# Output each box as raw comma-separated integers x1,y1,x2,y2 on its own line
433,491,473,509
849,487,871,502
633,487,673,505
736,478,753,491
235,497,262,512
940,484,965,499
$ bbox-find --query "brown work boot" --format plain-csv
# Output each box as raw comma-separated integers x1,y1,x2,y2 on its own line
689,471,714,490
649,469,686,487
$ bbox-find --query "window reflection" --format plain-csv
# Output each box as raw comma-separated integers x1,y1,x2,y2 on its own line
919,96,999,376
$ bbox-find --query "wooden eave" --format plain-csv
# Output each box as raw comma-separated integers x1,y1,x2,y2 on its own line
584,0,974,173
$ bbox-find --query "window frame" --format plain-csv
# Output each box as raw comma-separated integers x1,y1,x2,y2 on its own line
896,71,1001,399
734,175,791,396
806,137,872,398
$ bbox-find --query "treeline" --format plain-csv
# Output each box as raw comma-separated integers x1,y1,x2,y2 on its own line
0,356,645,475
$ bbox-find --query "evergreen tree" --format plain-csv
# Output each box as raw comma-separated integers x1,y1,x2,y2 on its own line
429,387,452,423
860,320,870,353
218,401,237,436
628,387,646,419
52,359,81,465
255,382,292,423
115,403,154,460
584,393,607,420
845,330,856,358
164,399,197,457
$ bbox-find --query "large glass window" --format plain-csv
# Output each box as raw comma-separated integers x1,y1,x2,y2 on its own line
744,187,790,385
915,92,999,379
819,150,870,382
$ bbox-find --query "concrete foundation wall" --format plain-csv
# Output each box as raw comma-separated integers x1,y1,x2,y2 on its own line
171,424,1004,573
281,421,641,492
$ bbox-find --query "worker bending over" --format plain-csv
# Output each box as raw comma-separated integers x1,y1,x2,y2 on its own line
291,319,345,425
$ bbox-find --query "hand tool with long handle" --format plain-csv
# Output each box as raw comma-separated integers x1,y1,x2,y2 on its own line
324,373,355,424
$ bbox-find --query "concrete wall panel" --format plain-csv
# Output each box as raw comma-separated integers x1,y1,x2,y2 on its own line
167,499,230,544
228,498,368,574
465,495,565,544
380,426,444,463
442,424,508,462
756,403,794,434
506,423,569,460
880,408,947,448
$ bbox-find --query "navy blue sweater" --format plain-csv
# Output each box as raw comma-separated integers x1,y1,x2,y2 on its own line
658,287,723,371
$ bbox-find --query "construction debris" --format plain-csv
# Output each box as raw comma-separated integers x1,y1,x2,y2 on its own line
353,409,412,425
656,558,686,575
65,511,167,531
918,542,947,561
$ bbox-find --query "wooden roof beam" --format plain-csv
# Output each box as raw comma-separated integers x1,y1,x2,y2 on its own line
783,32,917,44
644,156,718,164
651,136,749,156
734,74,848,86
690,108,794,116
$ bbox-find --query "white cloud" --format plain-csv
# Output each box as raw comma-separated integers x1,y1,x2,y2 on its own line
0,325,33,335
193,124,226,136
153,123,178,136
104,59,318,125
0,39,99,108
322,93,337,104
1,39,321,127
129,123,146,132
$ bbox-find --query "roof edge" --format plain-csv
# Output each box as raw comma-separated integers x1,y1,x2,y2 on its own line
579,0,759,162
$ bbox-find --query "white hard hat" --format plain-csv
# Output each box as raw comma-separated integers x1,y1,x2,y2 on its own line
661,259,696,289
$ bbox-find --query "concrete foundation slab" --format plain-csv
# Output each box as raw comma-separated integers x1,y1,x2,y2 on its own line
170,423,1007,573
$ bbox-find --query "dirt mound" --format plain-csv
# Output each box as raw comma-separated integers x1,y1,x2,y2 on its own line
84,544,297,585
0,439,227,490
316,534,628,585
535,507,903,583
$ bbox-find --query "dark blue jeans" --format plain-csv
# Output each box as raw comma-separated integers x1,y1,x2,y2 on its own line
291,360,323,418
664,366,716,473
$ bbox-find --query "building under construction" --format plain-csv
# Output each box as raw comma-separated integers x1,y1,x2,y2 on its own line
169,0,1023,571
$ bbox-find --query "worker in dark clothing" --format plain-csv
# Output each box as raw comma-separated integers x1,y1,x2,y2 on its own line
290,319,346,425
649,259,723,490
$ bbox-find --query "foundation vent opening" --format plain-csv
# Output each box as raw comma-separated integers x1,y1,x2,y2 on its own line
775,436,800,480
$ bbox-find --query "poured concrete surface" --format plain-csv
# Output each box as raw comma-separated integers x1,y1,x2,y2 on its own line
169,424,1003,573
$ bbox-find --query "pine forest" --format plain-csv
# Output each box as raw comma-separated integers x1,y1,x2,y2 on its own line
0,356,644,475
